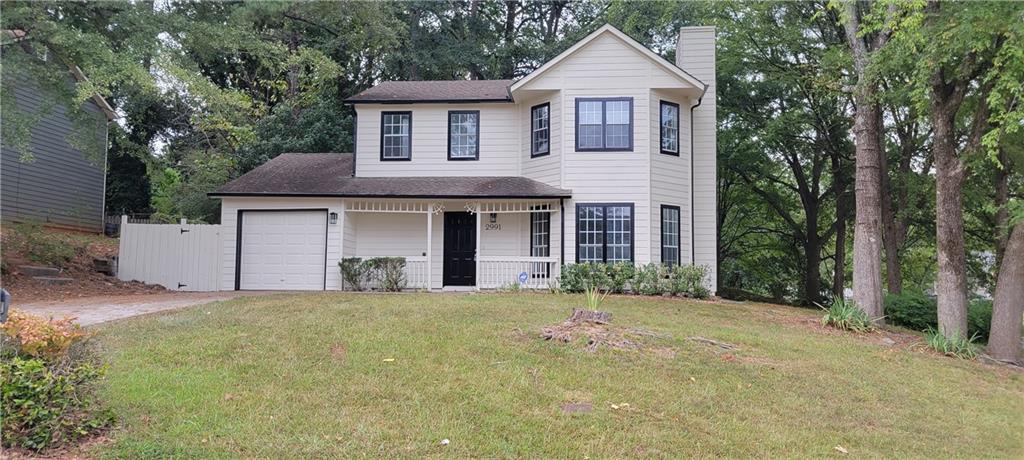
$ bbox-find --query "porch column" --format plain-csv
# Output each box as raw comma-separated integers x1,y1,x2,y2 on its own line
426,204,433,291
475,202,482,291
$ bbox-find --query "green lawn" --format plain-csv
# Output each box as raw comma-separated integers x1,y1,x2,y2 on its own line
93,293,1023,458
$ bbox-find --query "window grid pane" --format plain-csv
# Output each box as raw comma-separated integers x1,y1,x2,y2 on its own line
577,206,604,263
606,206,632,262
577,204,632,263
661,103,679,153
449,112,478,159
532,105,549,155
382,113,410,159
531,212,550,257
662,207,680,266
576,99,632,150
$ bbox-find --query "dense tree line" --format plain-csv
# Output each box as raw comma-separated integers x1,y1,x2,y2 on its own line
2,1,1021,360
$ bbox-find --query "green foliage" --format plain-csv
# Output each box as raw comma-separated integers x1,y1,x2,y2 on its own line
557,263,611,293
632,263,664,296
339,258,372,291
670,265,711,299
967,299,993,343
339,257,406,292
821,297,874,333
925,329,979,360
149,151,234,223
7,221,78,268
884,291,938,331
583,285,608,310
606,262,636,294
1,311,113,451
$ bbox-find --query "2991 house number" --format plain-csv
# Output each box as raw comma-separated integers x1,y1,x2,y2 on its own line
484,223,502,231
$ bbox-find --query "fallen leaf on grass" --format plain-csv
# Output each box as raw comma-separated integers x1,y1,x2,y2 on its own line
834,445,848,454
382,358,396,362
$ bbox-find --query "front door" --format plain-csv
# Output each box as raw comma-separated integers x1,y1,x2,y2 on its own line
443,212,476,286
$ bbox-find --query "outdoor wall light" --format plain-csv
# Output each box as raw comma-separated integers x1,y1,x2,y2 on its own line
329,212,338,225
489,213,497,223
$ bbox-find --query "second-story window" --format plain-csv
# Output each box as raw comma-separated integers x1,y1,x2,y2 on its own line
660,101,680,155
531,103,550,157
448,110,480,160
381,111,411,161
575,97,633,152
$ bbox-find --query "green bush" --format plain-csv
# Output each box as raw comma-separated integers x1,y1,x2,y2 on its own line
925,328,978,359
632,263,663,296
670,265,711,298
1,310,113,451
367,257,407,292
558,263,610,293
968,299,993,343
10,221,77,268
606,262,636,294
884,291,937,331
821,297,874,332
339,258,372,291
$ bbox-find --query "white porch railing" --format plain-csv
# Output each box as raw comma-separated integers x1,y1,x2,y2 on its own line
478,256,559,290
353,255,429,290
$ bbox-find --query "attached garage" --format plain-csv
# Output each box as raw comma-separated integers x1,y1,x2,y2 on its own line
236,209,328,290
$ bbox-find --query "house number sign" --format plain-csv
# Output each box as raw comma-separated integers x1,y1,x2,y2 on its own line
484,223,502,231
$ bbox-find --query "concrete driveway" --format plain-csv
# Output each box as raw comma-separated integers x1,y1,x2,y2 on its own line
13,291,278,326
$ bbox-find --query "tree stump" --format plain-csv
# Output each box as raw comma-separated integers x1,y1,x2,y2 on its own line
566,308,612,325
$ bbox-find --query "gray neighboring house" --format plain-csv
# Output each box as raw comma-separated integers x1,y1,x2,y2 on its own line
1,30,115,232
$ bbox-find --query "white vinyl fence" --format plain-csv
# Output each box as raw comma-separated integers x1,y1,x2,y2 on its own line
117,217,222,291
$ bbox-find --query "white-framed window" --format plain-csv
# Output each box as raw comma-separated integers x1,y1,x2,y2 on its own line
448,111,480,160
575,97,633,151
381,111,411,160
531,103,550,157
531,211,550,257
661,205,680,266
576,203,633,263
660,101,679,155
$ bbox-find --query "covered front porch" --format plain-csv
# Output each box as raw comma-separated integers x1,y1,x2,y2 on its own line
341,198,563,290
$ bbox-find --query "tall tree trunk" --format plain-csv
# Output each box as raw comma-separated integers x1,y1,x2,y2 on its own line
994,147,1010,267
851,95,886,320
933,110,969,338
988,223,1023,364
879,132,903,294
805,231,822,305
407,7,422,80
501,0,519,78
833,209,848,297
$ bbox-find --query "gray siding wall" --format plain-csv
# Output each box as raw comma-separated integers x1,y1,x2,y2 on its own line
1,78,108,232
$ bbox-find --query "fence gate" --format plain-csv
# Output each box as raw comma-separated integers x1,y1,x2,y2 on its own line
117,217,222,291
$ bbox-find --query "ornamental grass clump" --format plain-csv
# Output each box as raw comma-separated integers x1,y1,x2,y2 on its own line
1,310,113,451
925,329,979,360
820,297,874,333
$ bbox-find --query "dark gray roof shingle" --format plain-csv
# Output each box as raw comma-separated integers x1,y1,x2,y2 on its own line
210,153,571,198
345,80,514,103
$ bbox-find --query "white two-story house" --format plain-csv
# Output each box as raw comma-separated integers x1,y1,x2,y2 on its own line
210,24,717,292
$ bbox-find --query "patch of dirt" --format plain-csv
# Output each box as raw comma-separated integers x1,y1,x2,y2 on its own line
1,228,165,302
561,402,593,414
330,343,347,362
540,308,672,353
1,433,110,459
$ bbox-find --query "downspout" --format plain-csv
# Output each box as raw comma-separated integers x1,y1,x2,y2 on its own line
689,97,702,265
559,198,565,266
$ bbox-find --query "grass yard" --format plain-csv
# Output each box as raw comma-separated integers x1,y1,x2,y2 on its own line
93,293,1023,458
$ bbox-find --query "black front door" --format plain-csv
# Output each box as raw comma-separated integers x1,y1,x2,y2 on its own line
443,212,476,286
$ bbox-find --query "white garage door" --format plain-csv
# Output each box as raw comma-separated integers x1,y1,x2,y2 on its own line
239,210,327,290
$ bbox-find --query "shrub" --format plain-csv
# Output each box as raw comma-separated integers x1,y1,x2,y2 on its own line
1,310,113,451
370,257,407,292
925,328,978,359
821,297,874,332
10,221,77,268
632,263,663,296
606,262,635,293
339,258,372,291
967,299,993,343
884,291,937,331
670,265,711,299
558,263,610,293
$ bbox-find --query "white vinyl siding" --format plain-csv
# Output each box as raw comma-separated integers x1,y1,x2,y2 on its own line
355,103,518,177
650,90,692,266
521,93,561,187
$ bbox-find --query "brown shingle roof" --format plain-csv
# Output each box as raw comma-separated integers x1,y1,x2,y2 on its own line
210,153,571,198
345,80,514,103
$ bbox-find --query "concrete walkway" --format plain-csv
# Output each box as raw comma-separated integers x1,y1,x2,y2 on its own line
14,291,276,326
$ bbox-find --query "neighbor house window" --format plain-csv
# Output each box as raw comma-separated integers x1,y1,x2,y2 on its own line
381,111,411,160
576,203,633,263
448,110,480,160
575,97,633,151
531,103,550,157
660,101,680,155
661,205,681,266
531,211,550,257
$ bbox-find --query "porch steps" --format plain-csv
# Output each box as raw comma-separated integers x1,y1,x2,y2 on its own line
18,265,61,277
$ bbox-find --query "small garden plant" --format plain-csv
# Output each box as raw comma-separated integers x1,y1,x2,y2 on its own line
0,310,113,451
820,297,874,332
925,329,979,359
